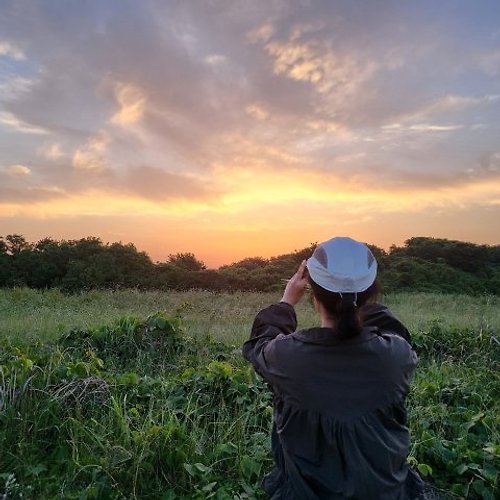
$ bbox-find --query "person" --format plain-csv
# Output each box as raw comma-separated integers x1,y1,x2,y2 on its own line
243,237,425,499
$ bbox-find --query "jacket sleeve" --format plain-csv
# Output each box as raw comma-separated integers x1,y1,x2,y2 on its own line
242,302,297,383
362,303,412,344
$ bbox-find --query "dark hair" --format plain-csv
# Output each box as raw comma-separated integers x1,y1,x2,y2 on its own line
308,278,381,340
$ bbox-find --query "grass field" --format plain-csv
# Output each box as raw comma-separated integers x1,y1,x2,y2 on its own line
0,288,499,499
1,288,499,345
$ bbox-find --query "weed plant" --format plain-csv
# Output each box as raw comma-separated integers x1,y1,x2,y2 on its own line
0,289,498,498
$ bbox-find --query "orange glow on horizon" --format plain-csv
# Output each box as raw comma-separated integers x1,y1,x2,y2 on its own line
1,165,498,218
1,165,499,267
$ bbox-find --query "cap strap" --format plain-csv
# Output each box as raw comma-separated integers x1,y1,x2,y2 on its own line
339,291,358,307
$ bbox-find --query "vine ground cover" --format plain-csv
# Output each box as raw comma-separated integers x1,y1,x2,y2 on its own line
0,289,498,499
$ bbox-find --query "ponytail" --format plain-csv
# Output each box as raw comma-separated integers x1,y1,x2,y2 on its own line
336,294,362,339
308,279,380,340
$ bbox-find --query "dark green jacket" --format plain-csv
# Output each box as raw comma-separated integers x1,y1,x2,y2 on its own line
243,303,424,499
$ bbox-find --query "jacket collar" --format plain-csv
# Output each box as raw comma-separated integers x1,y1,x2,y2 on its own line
292,326,379,345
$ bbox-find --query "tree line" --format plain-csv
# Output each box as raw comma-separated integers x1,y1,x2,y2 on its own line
1,234,499,295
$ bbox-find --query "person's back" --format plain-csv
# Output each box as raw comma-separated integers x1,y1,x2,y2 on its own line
243,237,424,499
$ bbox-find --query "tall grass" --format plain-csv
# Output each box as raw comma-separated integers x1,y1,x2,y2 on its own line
1,288,499,345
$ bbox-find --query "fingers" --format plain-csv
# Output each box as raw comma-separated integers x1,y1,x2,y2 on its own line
281,260,309,306
299,259,307,274
295,260,307,280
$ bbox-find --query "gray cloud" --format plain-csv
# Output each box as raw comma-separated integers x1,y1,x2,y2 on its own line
118,165,215,201
0,158,215,205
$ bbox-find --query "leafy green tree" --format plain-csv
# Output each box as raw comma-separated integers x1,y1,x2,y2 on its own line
167,253,206,272
0,237,8,254
0,253,13,285
401,237,491,273
0,233,498,295
5,234,31,255
107,242,154,287
220,257,269,272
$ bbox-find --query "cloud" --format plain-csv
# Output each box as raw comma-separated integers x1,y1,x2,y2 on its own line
302,119,352,139
110,83,147,126
477,152,500,173
73,150,106,172
204,54,226,65
200,160,500,224
245,103,269,121
0,111,49,134
0,40,25,60
39,143,64,160
73,132,110,172
0,159,215,211
119,165,213,201
264,38,376,96
247,22,274,44
214,132,304,170
395,94,500,123
0,76,35,101
0,163,68,204
5,164,31,176
382,123,463,133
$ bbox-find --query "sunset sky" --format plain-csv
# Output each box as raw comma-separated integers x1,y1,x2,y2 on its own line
1,0,499,267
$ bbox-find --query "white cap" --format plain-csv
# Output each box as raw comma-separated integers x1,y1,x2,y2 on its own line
306,237,377,293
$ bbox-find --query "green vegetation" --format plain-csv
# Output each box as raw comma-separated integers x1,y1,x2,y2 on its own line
0,289,498,498
1,234,499,294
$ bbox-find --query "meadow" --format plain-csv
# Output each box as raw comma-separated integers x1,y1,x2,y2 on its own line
0,288,499,499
